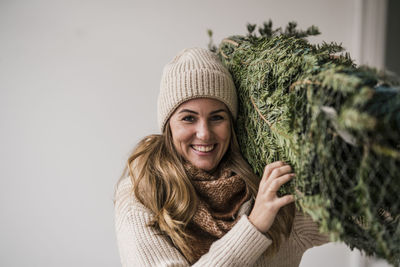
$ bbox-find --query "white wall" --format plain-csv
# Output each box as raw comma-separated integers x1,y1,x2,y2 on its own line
0,0,389,266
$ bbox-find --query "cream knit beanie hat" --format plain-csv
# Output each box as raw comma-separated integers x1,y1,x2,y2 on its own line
157,47,238,132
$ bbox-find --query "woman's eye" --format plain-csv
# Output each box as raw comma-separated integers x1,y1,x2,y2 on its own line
182,116,195,122
210,115,224,121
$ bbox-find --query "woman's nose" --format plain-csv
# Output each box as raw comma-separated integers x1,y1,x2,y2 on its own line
196,120,211,140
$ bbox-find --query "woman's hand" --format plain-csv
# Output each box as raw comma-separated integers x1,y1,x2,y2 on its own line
248,161,295,233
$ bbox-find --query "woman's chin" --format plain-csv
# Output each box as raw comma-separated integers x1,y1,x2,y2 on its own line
192,161,216,172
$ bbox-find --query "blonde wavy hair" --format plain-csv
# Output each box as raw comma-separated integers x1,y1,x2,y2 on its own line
115,118,295,262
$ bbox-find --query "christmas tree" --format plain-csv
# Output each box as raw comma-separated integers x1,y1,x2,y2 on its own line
209,21,400,266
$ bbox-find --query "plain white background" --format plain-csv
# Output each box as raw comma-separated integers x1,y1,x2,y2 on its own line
0,0,392,266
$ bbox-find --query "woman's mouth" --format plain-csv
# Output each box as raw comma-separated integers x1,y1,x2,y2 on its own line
191,144,216,153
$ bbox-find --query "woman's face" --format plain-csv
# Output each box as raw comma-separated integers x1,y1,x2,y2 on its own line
169,98,231,172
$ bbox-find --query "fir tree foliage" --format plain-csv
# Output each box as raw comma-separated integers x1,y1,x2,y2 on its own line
209,21,400,266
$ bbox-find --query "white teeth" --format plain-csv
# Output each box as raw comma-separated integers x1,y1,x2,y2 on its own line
192,145,214,152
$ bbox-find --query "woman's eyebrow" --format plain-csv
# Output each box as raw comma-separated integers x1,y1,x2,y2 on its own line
178,109,227,115
178,109,198,114
210,109,227,114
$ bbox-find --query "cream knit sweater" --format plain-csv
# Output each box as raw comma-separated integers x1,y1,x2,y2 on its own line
114,176,329,267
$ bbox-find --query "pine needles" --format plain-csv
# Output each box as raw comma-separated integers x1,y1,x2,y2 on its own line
211,21,400,266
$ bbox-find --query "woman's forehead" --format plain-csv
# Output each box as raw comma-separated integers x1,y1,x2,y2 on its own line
176,98,227,111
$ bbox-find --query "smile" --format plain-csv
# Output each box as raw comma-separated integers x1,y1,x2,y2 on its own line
191,144,215,152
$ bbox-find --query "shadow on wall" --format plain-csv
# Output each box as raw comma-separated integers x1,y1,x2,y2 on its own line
385,0,400,75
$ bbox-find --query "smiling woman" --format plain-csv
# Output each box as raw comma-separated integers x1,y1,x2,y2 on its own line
169,98,231,172
113,47,329,266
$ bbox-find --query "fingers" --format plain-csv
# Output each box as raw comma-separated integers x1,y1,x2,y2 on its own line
269,165,292,180
250,161,296,233
267,173,295,192
276,194,295,207
262,161,293,183
262,161,286,181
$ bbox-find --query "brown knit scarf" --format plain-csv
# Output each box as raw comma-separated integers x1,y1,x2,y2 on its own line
183,158,251,263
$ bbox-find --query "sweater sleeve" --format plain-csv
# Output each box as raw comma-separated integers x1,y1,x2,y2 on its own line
114,176,272,267
292,209,330,251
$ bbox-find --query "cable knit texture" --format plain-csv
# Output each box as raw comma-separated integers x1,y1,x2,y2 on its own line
114,176,329,267
157,47,238,131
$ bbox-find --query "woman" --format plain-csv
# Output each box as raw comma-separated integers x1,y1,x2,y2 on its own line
114,47,328,266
